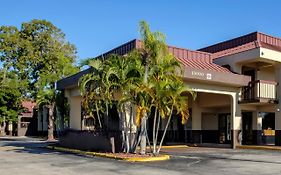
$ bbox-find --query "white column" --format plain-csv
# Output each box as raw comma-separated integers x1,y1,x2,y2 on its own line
192,100,201,130
231,93,242,148
69,97,82,130
192,100,202,143
275,65,281,145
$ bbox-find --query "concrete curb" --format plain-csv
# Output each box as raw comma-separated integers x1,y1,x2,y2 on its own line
46,146,170,162
237,145,281,151
161,145,189,149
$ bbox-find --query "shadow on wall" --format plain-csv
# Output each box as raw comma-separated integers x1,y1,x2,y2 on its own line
58,129,122,152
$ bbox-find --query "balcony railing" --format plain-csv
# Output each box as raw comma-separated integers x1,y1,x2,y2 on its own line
240,80,278,103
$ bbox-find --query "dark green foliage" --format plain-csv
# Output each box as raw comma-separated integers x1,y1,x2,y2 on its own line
0,19,78,138
0,87,23,123
0,68,23,123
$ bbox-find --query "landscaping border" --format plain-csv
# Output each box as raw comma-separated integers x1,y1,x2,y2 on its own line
46,146,170,162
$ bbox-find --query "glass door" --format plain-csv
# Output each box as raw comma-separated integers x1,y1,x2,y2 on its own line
218,114,231,144
242,112,253,145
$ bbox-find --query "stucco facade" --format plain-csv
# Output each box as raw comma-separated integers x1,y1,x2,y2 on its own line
57,31,281,148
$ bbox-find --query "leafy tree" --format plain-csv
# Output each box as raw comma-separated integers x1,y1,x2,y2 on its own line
0,19,79,140
0,68,23,134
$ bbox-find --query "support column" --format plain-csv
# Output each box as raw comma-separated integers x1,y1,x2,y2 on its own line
275,65,281,145
252,111,262,145
69,97,82,130
231,93,242,148
192,100,202,143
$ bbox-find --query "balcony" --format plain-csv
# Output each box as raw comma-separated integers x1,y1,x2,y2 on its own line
240,80,278,104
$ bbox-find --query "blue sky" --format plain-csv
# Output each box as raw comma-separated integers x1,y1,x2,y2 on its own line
1,0,281,62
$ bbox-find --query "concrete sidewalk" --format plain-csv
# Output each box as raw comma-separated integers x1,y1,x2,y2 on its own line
237,145,281,151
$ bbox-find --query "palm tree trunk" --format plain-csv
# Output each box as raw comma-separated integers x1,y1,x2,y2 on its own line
145,120,153,152
140,62,149,155
119,110,126,152
155,110,161,151
131,125,141,153
123,107,130,153
55,106,62,138
105,102,109,129
129,104,134,152
0,116,6,136
95,102,102,128
152,108,158,154
157,105,174,154
140,114,147,155
48,104,55,141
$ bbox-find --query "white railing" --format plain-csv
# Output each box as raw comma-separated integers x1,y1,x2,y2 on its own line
241,80,277,101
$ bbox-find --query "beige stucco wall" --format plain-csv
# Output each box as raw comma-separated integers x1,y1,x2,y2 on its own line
198,93,230,108
260,47,281,63
65,87,83,130
202,113,218,130
256,66,276,81
69,96,82,130
187,81,239,135
231,93,242,132
213,48,260,73
214,47,278,82
192,100,201,130
64,76,242,139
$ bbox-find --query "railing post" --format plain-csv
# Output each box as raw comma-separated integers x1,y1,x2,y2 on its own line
258,80,261,99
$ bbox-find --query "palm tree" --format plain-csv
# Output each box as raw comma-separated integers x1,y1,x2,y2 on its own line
79,59,106,129
79,54,144,153
104,54,144,153
137,21,169,154
135,21,196,155
79,20,195,155
156,81,194,154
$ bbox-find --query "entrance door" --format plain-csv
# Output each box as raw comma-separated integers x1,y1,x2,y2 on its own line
242,112,253,145
218,114,231,144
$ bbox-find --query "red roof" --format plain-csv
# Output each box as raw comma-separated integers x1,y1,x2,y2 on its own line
57,38,249,90
199,32,281,59
168,46,231,73
22,101,36,113
135,39,232,73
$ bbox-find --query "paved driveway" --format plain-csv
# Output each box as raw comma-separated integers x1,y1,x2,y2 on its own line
0,137,281,175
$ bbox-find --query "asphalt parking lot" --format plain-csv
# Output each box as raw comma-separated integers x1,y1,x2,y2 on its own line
0,137,281,175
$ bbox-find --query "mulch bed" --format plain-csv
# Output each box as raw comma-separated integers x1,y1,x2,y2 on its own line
103,153,156,158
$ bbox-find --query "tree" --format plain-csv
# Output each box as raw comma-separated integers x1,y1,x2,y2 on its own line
79,53,144,153
134,21,195,155
0,68,23,135
80,21,195,155
0,19,79,140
